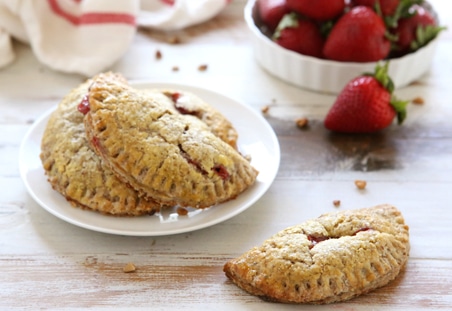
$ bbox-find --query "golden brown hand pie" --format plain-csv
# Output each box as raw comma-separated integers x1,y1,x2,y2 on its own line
82,73,258,208
223,204,410,304
150,89,238,149
40,76,163,216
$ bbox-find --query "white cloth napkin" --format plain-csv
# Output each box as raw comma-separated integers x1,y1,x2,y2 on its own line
0,0,230,76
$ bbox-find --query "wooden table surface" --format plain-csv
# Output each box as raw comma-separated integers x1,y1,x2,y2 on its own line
1,1,451,310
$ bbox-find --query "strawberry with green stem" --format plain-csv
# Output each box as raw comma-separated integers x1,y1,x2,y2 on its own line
392,4,445,55
323,6,391,62
352,0,422,28
324,62,408,133
273,13,324,58
353,0,401,17
256,0,290,32
286,0,346,22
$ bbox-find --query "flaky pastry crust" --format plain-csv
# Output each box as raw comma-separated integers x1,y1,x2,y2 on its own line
223,204,410,304
83,73,258,208
40,76,162,216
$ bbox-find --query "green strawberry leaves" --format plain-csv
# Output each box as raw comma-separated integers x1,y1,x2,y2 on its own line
272,12,299,40
364,62,394,92
391,97,408,124
383,0,423,29
411,24,447,50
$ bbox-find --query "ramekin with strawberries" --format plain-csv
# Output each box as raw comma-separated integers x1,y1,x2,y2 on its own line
245,0,445,94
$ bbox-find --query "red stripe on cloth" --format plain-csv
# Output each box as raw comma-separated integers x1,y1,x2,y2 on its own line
160,0,175,5
48,0,136,26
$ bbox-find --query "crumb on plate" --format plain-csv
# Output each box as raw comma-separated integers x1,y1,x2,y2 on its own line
177,207,188,216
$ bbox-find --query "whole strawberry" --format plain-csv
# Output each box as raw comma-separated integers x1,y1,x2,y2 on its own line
352,0,425,28
324,62,408,133
393,4,445,55
323,6,390,62
256,0,290,32
273,13,324,58
286,0,345,21
352,0,400,17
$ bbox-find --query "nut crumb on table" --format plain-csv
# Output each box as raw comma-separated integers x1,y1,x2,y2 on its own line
123,262,136,273
155,50,162,60
355,180,367,190
167,36,181,44
412,96,425,105
261,105,270,114
198,64,208,71
333,200,341,207
295,117,309,129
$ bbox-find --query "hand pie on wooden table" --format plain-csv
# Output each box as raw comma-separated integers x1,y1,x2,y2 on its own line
224,204,410,304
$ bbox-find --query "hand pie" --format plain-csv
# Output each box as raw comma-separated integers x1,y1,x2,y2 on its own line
82,73,258,208
149,89,238,149
223,204,410,304
40,76,162,216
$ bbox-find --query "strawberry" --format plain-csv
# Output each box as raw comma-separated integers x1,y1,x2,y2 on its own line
286,0,346,21
352,0,423,28
352,0,400,17
273,13,324,58
324,62,408,133
392,4,445,55
323,6,391,62
256,0,291,32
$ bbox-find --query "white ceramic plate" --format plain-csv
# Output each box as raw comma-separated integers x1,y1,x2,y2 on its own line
19,82,280,236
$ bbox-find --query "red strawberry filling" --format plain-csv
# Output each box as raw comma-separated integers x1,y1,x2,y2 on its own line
187,158,208,176
212,164,230,180
175,104,195,116
91,136,101,150
165,91,200,116
307,227,374,249
353,227,373,235
77,95,90,115
307,234,330,249
169,92,181,103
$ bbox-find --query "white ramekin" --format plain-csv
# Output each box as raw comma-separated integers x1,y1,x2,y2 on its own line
244,0,439,94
